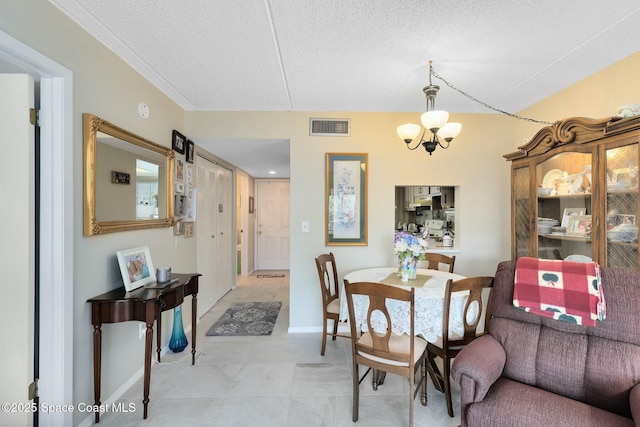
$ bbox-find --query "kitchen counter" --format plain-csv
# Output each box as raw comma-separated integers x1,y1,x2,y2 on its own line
426,245,460,255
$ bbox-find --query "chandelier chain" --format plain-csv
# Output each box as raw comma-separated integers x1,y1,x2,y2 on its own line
429,65,553,126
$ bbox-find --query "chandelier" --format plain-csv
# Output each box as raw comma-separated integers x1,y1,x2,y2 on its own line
397,61,553,156
397,61,461,155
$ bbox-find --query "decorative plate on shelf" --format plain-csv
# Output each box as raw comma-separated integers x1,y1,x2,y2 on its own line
542,169,565,189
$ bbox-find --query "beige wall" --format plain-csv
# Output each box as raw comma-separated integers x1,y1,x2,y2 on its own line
186,111,515,329
514,53,640,145
2,0,640,425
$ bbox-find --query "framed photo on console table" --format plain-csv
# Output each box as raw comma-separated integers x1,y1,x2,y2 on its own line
325,152,368,246
116,246,156,291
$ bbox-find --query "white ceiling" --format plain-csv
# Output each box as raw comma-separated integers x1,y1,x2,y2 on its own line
48,0,640,177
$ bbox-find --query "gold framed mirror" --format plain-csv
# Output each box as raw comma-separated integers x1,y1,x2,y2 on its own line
83,113,174,235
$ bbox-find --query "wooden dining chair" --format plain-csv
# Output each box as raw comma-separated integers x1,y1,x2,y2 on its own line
344,280,428,427
425,276,494,417
422,253,456,273
314,253,347,355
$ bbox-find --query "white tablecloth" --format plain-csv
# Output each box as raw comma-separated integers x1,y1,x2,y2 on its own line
339,267,469,343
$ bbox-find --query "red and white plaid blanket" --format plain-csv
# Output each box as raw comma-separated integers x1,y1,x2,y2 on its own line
513,257,605,327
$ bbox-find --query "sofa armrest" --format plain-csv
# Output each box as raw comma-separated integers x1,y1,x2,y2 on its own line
631,382,640,426
452,334,506,402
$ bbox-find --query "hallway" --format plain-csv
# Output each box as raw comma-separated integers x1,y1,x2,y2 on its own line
93,271,460,426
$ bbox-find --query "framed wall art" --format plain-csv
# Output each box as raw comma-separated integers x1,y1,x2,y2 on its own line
325,153,368,246
175,158,184,182
172,129,186,154
174,219,184,235
185,139,195,163
184,222,194,238
116,246,156,291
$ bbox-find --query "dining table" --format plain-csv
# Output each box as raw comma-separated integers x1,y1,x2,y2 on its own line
339,267,470,344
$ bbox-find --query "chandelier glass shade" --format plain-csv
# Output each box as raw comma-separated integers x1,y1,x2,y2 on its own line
397,62,462,155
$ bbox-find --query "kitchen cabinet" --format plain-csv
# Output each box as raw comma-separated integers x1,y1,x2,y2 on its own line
505,116,639,270
441,187,454,208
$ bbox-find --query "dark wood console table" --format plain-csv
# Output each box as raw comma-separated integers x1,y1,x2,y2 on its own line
87,273,201,422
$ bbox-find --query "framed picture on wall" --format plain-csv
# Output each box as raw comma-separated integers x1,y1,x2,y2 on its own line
175,158,184,182
185,140,195,163
172,130,186,154
184,222,194,238
325,152,368,246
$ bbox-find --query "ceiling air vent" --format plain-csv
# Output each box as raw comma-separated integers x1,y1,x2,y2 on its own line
309,118,350,136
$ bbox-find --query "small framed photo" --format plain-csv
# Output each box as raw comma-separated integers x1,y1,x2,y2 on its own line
186,164,194,186
116,246,156,292
111,171,130,184
561,208,587,228
185,188,196,221
175,158,184,182
175,194,185,216
184,222,194,238
175,182,185,194
567,214,592,237
174,219,184,235
172,130,186,154
185,140,195,163
618,214,636,226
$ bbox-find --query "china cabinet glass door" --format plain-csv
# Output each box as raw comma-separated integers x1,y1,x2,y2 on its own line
512,165,531,259
536,151,593,261
604,143,639,269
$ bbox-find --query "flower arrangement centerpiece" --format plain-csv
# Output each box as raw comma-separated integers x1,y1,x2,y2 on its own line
394,231,429,281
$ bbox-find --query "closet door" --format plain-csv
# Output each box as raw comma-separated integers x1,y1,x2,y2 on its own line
196,155,218,310
214,165,233,302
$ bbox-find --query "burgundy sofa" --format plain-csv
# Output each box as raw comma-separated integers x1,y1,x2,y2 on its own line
451,260,640,427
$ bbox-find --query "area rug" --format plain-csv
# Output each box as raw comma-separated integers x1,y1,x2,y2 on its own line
206,301,282,336
257,274,285,278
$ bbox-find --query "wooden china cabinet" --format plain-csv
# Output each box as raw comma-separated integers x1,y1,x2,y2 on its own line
505,116,640,270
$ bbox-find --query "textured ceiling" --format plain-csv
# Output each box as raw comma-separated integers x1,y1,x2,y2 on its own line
48,0,640,177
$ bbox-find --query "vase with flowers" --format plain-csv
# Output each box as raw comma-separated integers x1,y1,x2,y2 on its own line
394,231,429,281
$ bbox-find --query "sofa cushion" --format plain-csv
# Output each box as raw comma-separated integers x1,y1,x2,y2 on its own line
466,378,635,427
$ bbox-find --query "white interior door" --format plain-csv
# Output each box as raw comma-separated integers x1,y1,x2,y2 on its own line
196,155,234,310
215,165,233,301
256,180,290,270
196,155,218,311
0,74,35,426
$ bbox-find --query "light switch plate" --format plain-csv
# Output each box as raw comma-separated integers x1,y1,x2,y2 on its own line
301,220,310,232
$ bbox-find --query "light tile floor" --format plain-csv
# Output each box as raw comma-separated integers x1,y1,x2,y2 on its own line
96,271,461,426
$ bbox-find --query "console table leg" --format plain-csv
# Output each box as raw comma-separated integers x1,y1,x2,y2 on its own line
143,319,153,419
93,324,102,423
156,304,162,363
191,293,197,365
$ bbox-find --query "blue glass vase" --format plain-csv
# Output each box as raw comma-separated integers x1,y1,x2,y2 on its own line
169,305,188,353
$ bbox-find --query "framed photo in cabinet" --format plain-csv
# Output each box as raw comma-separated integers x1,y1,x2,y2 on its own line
567,215,592,237
561,208,586,228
